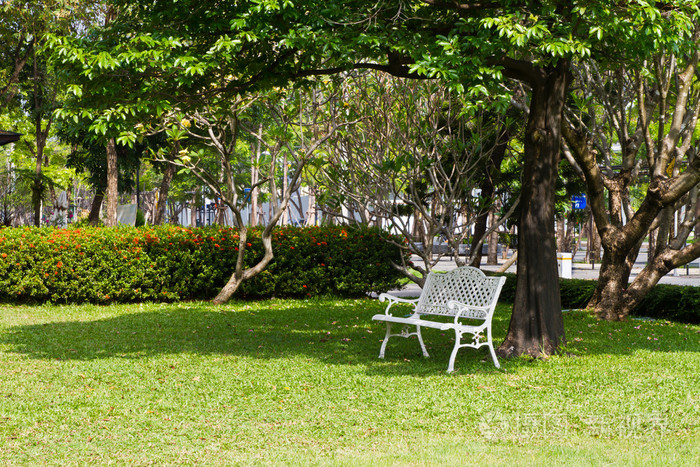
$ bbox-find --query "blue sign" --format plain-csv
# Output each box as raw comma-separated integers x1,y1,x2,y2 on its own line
572,194,586,210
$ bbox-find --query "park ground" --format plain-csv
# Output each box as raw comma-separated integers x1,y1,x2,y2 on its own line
1,298,699,465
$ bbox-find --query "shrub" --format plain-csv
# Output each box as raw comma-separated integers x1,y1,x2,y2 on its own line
490,272,699,323
0,225,406,304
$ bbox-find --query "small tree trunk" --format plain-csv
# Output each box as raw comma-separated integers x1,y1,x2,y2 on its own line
104,138,118,227
564,211,576,253
190,191,198,227
251,122,262,227
590,218,601,262
88,191,104,226
31,175,43,227
152,160,176,225
556,214,565,251
470,210,487,268
647,228,657,264
487,209,499,265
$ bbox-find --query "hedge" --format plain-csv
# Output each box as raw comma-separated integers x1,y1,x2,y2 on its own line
494,273,700,324
0,225,407,304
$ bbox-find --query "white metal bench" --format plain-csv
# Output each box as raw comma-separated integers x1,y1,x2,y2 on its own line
372,266,506,372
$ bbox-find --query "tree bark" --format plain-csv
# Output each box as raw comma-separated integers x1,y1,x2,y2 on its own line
498,60,568,359
88,191,104,226
487,208,499,265
556,214,565,252
104,138,118,227
470,127,508,267
152,160,176,225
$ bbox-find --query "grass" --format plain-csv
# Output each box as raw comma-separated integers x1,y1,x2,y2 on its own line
0,298,699,465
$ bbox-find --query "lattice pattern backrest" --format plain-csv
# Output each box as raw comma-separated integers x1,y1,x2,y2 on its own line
416,267,501,317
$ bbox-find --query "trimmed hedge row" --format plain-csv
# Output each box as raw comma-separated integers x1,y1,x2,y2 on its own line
0,225,406,304
495,273,700,323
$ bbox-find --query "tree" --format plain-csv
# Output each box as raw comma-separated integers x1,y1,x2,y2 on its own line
47,0,700,357
563,48,700,320
157,89,353,302
1,1,98,226
315,71,518,285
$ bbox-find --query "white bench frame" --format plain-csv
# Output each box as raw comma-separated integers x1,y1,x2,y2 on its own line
372,267,506,372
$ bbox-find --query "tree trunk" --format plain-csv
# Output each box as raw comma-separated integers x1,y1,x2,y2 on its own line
470,129,507,267
31,175,43,227
191,190,198,227
564,211,576,253
212,224,276,304
647,228,657,265
88,191,104,226
104,138,118,227
470,209,487,268
251,122,262,227
556,214,565,252
498,61,568,359
487,208,499,265
152,160,176,225
589,216,601,262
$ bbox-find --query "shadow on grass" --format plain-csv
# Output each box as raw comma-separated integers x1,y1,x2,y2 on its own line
1,301,697,373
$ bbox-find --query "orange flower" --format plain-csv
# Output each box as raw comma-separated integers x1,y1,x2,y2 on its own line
56,261,63,268
1,253,6,259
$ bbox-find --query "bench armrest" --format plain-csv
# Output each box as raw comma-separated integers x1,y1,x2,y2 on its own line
447,300,491,324
378,293,419,316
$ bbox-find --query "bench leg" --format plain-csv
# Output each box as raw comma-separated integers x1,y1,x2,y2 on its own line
379,323,392,359
488,342,501,369
487,328,500,369
416,326,429,358
447,331,461,373
378,323,430,359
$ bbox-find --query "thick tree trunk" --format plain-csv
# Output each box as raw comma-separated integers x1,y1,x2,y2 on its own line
152,160,176,225
104,138,118,227
498,61,568,359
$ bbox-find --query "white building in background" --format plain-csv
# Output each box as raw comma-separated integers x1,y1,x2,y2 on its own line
176,187,320,228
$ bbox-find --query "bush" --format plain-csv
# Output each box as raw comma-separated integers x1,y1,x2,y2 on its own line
490,272,700,324
0,225,406,304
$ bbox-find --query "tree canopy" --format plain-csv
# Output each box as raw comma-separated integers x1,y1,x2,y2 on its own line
44,0,700,355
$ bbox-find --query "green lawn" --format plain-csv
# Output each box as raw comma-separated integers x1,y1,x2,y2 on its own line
1,299,699,465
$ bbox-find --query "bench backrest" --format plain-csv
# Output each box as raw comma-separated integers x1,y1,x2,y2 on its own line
416,267,505,318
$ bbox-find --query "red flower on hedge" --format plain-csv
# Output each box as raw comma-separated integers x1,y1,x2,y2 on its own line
1,253,6,258
56,261,63,268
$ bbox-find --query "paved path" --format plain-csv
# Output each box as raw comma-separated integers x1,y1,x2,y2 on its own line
390,249,700,297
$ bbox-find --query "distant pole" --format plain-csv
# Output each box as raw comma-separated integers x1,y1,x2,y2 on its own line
136,163,141,210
